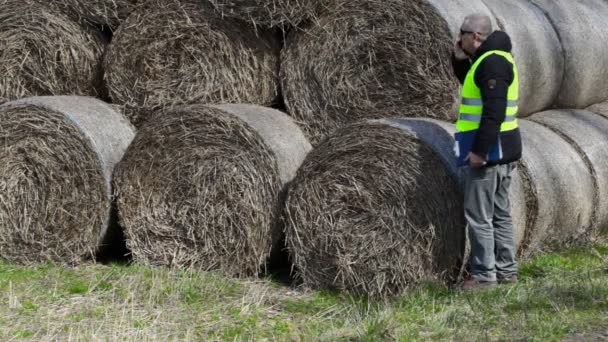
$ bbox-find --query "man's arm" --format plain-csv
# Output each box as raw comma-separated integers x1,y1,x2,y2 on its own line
471,55,514,157
451,52,471,84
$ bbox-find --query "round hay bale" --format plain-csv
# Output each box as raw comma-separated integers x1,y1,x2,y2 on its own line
104,0,280,127
46,0,142,30
516,119,595,255
114,104,311,276
284,118,465,297
0,96,135,264
208,0,323,27
281,0,470,144
528,110,608,236
530,0,608,108
480,0,563,116
385,118,528,251
0,0,104,104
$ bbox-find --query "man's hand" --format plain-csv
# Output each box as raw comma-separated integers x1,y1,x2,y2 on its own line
467,152,487,168
454,40,469,60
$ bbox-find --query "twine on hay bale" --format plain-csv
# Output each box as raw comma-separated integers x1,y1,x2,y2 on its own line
281,0,460,144
0,0,104,104
284,118,465,297
104,0,280,127
528,110,608,237
516,119,595,256
0,96,135,264
586,102,608,119
114,104,311,276
530,0,608,108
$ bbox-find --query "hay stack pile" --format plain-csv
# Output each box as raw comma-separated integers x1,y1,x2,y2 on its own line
104,0,280,127
0,0,104,104
114,104,310,277
281,0,570,144
284,119,465,296
0,96,135,264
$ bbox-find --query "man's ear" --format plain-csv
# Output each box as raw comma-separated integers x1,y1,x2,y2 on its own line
474,32,481,43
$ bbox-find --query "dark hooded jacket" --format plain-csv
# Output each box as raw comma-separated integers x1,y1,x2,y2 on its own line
451,31,522,166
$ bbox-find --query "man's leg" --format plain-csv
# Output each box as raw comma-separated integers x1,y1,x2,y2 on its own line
493,163,518,280
464,165,498,282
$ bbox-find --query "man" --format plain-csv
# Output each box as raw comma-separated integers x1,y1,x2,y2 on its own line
452,14,522,290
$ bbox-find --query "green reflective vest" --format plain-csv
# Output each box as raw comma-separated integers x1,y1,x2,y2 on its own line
456,50,519,132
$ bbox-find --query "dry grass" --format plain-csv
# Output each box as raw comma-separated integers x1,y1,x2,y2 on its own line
284,122,464,297
208,0,324,27
281,0,458,144
114,105,282,277
0,105,106,264
45,0,142,30
104,0,280,127
0,0,104,104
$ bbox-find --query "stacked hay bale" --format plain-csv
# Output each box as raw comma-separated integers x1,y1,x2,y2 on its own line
530,0,608,108
281,0,459,144
527,110,608,237
281,0,565,144
503,119,595,255
479,0,563,115
104,0,280,127
0,0,104,104
0,96,135,264
114,104,311,277
284,119,465,297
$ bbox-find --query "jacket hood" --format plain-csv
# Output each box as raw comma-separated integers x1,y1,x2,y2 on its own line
474,31,512,60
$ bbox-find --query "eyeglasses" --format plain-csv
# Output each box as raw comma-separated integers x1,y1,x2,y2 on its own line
460,29,476,36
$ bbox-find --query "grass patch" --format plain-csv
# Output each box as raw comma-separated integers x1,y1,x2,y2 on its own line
1,241,607,341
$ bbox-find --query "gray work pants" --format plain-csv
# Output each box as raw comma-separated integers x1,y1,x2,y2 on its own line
464,163,518,281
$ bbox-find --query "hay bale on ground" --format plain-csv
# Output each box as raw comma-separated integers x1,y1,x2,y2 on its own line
281,0,464,144
46,0,142,30
208,0,323,27
284,119,465,297
114,104,311,277
480,0,563,116
0,0,104,104
528,110,608,236
516,119,595,255
530,0,608,108
0,96,135,264
104,0,280,127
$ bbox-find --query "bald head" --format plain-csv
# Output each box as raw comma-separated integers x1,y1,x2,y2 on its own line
461,13,492,40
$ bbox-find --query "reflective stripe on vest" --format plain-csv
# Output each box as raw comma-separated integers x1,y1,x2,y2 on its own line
456,50,519,132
